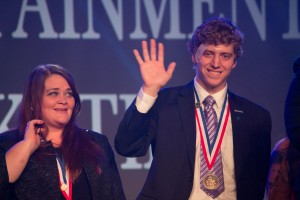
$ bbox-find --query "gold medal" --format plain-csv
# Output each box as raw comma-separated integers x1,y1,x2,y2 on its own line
203,174,219,189
60,183,68,191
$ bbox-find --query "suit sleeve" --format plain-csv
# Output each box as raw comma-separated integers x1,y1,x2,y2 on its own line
285,75,300,151
114,100,155,157
258,110,272,199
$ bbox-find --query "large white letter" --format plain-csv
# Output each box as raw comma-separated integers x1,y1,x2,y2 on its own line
130,0,168,39
0,94,22,133
80,94,118,133
164,0,185,39
188,0,214,38
82,0,101,39
245,0,266,41
100,0,123,40
144,0,167,38
59,0,80,39
283,0,300,39
231,0,238,24
12,0,58,38
129,0,147,39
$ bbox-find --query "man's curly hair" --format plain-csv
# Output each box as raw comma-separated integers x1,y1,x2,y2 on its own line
188,17,244,59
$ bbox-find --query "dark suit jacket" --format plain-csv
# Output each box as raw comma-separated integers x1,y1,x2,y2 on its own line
285,57,300,197
285,58,300,152
0,129,126,200
115,81,271,200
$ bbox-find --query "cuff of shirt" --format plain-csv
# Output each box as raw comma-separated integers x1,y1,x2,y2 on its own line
135,87,157,113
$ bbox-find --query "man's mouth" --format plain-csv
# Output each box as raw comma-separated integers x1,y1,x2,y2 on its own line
207,69,222,75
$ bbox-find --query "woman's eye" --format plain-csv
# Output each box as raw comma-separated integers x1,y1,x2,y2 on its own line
48,92,58,96
66,92,73,97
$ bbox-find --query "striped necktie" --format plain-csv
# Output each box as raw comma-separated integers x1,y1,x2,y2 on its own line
200,95,225,198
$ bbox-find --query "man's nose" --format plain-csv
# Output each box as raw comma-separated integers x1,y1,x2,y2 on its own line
211,56,221,68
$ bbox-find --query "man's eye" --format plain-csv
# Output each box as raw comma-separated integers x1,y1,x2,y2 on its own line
221,54,232,59
203,52,213,57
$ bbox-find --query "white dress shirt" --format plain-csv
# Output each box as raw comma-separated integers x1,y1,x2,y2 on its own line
189,79,236,200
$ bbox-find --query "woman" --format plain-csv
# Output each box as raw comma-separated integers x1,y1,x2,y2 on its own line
266,138,300,200
0,64,126,200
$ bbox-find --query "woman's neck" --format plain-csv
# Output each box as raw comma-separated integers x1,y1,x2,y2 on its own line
46,128,64,147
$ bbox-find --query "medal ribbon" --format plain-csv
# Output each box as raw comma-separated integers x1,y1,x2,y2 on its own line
56,155,72,200
194,87,230,170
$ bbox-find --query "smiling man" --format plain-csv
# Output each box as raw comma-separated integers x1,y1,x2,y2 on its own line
115,17,271,200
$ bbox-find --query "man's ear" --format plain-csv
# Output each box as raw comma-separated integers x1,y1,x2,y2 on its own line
192,55,197,64
232,60,237,69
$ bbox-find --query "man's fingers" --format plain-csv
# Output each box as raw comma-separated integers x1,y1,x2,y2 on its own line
150,39,157,61
142,40,150,61
167,62,176,77
158,42,164,63
133,49,144,65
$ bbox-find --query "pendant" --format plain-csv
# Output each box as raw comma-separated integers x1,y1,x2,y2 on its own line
60,183,68,191
203,174,220,189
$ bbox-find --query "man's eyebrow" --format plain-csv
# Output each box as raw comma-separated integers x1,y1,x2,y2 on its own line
203,49,214,53
221,52,234,54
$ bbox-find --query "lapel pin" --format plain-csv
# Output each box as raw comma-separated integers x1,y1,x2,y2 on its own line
234,109,244,113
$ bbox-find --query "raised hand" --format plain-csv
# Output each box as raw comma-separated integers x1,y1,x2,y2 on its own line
5,119,44,182
24,120,45,153
133,39,176,97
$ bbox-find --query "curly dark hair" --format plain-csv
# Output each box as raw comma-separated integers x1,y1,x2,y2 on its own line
188,17,244,59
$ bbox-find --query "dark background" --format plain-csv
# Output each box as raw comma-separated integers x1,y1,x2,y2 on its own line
0,1,299,199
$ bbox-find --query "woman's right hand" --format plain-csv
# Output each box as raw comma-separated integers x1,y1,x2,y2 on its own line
5,119,45,182
23,119,45,154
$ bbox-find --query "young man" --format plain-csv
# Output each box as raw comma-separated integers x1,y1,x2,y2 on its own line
115,17,271,200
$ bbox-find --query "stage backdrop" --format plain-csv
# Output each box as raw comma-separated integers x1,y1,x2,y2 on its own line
0,0,300,199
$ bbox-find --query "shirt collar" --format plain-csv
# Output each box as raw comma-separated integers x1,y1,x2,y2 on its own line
193,77,228,110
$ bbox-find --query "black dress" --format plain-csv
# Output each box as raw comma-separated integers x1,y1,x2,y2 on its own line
0,129,126,200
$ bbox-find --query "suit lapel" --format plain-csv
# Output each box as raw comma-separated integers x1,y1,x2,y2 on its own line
177,81,197,170
83,161,101,200
174,85,246,178
228,92,245,180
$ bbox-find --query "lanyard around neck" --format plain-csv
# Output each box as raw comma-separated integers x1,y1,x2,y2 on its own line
55,150,72,200
193,86,227,153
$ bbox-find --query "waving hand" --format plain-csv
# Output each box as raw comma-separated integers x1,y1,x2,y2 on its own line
133,39,176,97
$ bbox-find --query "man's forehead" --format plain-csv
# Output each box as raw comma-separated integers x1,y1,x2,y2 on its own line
201,44,234,53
